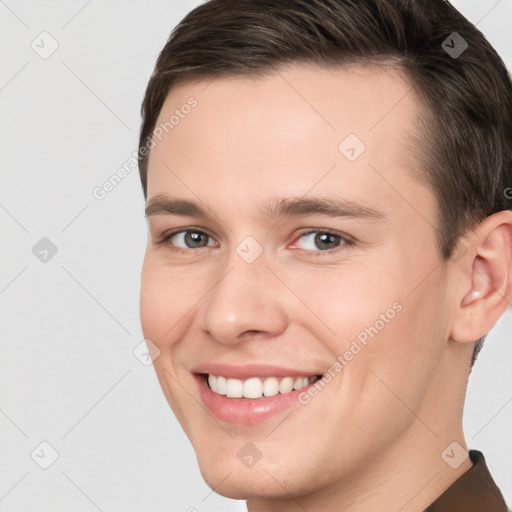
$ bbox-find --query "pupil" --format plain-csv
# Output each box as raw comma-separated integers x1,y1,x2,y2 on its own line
186,231,206,248
316,233,337,250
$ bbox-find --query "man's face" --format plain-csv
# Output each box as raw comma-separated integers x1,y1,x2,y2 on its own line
140,63,454,498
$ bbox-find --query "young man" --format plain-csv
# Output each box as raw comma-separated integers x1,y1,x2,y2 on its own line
138,0,512,510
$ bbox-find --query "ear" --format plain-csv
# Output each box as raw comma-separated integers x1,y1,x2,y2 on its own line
450,210,512,343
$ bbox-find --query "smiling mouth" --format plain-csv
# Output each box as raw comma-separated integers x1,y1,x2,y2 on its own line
201,373,322,399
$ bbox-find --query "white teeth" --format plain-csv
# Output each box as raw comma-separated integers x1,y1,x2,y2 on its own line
217,375,227,395
263,377,279,397
243,378,263,399
207,374,317,399
226,378,243,398
293,376,309,390
278,376,294,394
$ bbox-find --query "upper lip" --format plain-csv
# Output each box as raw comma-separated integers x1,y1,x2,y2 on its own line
191,363,323,380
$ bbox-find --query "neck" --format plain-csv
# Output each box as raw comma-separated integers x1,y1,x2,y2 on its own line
247,344,474,512
246,423,473,512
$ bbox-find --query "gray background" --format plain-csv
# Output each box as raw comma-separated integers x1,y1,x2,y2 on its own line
0,1,510,510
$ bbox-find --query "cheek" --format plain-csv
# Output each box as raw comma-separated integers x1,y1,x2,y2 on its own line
140,259,204,431
287,263,403,351
296,259,447,392
348,269,450,421
140,257,204,344
140,268,170,342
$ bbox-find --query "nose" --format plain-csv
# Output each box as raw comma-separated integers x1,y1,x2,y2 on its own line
198,251,289,345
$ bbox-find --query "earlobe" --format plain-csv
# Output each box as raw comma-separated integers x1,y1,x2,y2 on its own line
450,211,512,344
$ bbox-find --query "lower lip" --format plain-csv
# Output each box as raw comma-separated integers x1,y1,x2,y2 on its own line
194,374,319,425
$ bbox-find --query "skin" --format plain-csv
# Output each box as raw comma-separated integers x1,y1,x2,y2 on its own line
140,62,512,511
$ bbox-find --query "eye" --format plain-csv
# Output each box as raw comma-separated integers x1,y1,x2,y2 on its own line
156,228,217,251
155,227,352,255
292,229,352,253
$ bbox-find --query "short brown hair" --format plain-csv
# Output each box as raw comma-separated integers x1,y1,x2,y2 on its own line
138,0,512,367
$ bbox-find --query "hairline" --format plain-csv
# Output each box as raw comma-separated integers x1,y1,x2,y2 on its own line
141,58,443,253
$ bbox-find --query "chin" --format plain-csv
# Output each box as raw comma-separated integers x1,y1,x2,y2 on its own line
195,453,293,500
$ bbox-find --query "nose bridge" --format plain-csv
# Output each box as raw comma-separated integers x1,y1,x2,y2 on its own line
199,240,288,344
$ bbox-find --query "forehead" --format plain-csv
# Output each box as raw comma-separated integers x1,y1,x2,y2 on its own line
146,62,429,220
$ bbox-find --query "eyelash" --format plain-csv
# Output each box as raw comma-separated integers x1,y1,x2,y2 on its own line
155,227,354,257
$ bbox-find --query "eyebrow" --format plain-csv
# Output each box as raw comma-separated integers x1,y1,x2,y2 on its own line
145,194,386,221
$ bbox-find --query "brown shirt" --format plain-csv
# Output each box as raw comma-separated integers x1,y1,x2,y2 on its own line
425,450,509,511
